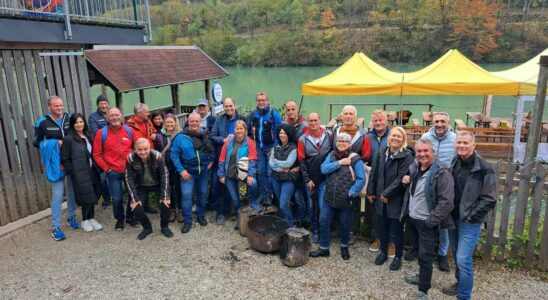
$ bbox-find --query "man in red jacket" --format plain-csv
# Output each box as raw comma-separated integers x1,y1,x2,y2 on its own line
126,103,156,147
93,107,137,230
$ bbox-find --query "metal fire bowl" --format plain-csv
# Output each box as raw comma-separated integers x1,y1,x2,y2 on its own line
247,215,289,253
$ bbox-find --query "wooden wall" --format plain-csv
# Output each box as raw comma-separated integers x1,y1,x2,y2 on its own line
0,49,91,225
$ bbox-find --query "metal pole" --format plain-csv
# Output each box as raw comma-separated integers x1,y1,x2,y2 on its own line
145,0,152,42
132,0,138,24
297,95,304,113
63,1,72,40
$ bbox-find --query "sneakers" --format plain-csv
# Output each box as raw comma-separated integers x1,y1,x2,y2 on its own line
161,227,173,238
404,250,418,261
404,274,419,285
181,223,192,234
437,255,450,272
67,216,80,230
89,219,103,231
442,283,458,296
115,219,124,231
389,257,401,271
387,243,396,258
340,247,350,260
81,220,93,232
198,217,208,226
51,227,65,241
137,228,153,240
374,252,388,265
369,239,380,252
309,248,330,258
416,291,427,300
216,214,226,225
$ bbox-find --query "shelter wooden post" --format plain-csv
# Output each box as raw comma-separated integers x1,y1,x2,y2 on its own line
139,90,145,104
204,79,211,103
483,95,493,117
511,55,548,258
101,84,107,97
115,91,123,112
171,84,180,114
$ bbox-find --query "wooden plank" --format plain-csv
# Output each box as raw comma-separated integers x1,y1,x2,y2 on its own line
0,176,9,225
23,51,42,121
60,54,76,113
483,160,500,260
538,172,548,270
0,51,22,221
51,55,66,101
12,50,40,214
33,50,49,114
68,56,83,114
526,162,546,267
76,56,92,116
42,54,56,97
496,163,515,261
511,163,533,259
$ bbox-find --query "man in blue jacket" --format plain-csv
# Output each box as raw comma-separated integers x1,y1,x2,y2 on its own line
170,113,215,233
247,92,283,207
210,98,245,224
88,94,111,208
34,95,78,241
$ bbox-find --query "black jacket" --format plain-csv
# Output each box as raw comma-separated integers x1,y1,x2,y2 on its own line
33,113,71,148
61,133,100,206
401,158,455,229
367,147,414,219
125,150,169,201
450,151,497,223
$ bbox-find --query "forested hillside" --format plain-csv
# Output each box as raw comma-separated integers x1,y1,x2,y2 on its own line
148,0,547,66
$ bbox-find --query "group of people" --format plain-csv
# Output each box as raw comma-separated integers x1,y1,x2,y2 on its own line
34,92,496,300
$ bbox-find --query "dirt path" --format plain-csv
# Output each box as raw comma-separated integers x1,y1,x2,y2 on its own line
0,208,546,299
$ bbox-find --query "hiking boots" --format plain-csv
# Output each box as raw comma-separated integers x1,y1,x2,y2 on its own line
404,274,420,285
137,228,153,240
389,257,401,270
309,248,330,258
438,255,450,272
198,217,208,226
374,252,388,265
340,247,350,260
161,227,173,238
181,223,192,234
442,283,458,296
115,219,124,231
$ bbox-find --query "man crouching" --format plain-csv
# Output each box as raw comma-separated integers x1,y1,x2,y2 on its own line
125,138,173,240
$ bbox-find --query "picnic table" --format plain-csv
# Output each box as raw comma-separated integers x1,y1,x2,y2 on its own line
466,112,492,128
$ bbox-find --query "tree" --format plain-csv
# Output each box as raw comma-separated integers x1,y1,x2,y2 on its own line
452,0,502,60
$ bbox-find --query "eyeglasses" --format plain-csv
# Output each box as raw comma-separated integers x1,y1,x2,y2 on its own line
337,140,350,143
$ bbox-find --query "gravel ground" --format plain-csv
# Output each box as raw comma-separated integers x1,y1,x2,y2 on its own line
0,207,546,300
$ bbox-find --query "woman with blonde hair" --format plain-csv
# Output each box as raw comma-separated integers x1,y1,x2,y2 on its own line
158,113,183,222
367,126,414,270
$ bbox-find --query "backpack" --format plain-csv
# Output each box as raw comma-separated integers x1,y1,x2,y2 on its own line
101,125,134,147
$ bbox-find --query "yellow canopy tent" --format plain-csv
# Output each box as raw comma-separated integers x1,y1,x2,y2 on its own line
301,52,403,96
401,49,520,95
492,48,548,95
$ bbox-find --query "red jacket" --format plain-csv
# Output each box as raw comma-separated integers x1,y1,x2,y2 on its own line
126,115,156,147
297,127,325,161
93,126,136,173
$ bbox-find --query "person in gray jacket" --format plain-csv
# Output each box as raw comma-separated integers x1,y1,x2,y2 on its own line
443,131,496,300
401,138,455,300
420,112,456,271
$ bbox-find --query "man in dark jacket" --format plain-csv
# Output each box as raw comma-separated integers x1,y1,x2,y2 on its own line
125,138,172,240
88,94,111,208
443,131,496,300
247,92,283,206
34,95,78,241
210,98,245,224
402,138,455,300
297,112,332,243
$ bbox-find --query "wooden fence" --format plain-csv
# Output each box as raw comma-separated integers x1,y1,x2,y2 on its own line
0,49,91,225
482,160,547,270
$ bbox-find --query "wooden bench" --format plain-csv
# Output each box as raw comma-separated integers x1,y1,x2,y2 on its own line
454,119,468,130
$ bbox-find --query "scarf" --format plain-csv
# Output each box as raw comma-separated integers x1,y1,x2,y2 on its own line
184,129,214,153
334,149,352,160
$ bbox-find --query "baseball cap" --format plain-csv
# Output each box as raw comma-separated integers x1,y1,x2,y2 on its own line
196,98,209,106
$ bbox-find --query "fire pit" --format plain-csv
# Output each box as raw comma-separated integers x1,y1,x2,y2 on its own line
247,215,289,253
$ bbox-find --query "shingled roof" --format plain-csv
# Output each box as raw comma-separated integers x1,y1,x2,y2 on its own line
85,46,228,92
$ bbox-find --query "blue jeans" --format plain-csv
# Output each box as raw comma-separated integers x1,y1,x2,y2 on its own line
307,180,325,235
100,171,110,205
256,146,273,205
107,171,129,221
292,181,307,226
224,177,259,215
50,175,76,228
271,178,295,225
180,169,209,224
209,163,224,211
448,217,482,300
319,204,353,249
439,228,449,256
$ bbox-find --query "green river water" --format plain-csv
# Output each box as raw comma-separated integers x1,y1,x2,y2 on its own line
91,65,546,123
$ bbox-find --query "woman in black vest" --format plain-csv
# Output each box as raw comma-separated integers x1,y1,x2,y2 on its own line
310,132,366,260
367,126,414,270
269,124,298,226
61,113,102,232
